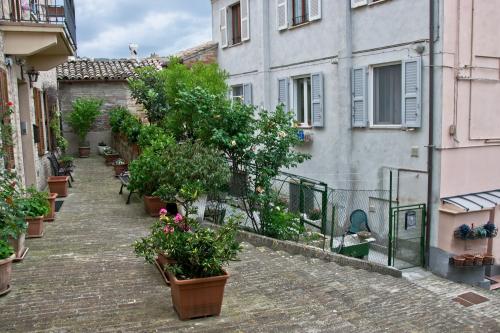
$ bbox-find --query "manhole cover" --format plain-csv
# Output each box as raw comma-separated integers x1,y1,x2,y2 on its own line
452,292,489,307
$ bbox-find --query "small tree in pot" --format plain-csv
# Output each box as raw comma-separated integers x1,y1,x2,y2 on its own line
134,213,241,320
67,98,103,157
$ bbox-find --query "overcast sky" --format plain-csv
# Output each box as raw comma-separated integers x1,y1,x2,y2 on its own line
75,0,212,59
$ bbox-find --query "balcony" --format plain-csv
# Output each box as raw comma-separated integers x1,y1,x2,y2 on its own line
0,0,76,70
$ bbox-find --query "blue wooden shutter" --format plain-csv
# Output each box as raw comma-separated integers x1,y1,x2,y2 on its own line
278,78,289,112
241,0,250,41
311,73,324,127
352,67,367,128
402,58,422,128
309,0,322,21
243,83,252,105
220,7,228,48
277,0,288,30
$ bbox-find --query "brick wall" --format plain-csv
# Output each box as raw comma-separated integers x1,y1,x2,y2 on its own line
59,81,142,154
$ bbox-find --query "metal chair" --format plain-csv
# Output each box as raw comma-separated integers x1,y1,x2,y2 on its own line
48,154,73,186
348,209,371,234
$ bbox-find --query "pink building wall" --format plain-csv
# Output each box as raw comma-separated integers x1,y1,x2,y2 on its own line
437,0,500,257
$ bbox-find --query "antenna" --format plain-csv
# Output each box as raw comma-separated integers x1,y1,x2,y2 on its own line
129,43,139,60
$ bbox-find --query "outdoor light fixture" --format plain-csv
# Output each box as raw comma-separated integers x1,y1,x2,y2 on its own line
27,68,40,87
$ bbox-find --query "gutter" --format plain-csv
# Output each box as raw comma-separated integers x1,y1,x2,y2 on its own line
425,0,435,267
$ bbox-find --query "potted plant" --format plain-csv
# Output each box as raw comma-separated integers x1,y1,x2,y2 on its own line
0,240,15,296
66,97,103,158
59,155,74,168
128,139,171,217
0,173,29,262
97,141,108,155
47,176,70,197
112,158,128,177
103,147,120,166
134,214,241,320
19,187,50,238
44,192,58,222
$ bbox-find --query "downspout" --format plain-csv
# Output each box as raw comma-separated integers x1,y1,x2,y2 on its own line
425,0,435,267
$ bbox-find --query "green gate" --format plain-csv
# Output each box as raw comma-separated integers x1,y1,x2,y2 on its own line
389,204,426,269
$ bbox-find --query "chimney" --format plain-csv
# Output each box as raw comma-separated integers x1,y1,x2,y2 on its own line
129,43,139,60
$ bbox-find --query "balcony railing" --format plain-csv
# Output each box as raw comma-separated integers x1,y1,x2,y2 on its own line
0,0,76,50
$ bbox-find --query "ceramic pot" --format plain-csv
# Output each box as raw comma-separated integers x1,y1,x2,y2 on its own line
44,193,58,222
26,216,44,238
48,176,69,197
79,146,91,158
0,254,15,296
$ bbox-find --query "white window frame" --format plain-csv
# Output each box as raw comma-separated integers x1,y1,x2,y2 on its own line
231,84,244,103
291,75,312,128
368,61,403,129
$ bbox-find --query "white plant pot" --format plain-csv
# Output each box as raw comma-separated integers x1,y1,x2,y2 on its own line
97,145,109,155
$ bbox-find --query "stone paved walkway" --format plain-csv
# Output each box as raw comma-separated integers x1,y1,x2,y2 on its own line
1,157,500,332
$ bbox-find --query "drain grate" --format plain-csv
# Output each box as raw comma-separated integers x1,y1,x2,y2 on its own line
452,292,489,307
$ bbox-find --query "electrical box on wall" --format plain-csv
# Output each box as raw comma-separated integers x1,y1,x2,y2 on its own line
20,121,27,135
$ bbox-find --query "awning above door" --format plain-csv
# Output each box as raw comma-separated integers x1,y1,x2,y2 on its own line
442,190,500,212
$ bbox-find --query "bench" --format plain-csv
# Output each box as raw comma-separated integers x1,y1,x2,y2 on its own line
118,172,136,204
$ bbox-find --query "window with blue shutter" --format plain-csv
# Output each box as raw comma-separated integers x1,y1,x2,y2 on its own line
352,67,367,128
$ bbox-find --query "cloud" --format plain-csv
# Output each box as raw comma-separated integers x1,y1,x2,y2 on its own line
75,1,212,58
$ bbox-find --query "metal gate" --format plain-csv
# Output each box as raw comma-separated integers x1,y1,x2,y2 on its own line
389,204,426,269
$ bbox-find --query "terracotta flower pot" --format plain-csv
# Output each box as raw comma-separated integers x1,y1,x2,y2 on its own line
157,253,176,267
44,193,58,222
26,216,44,238
8,234,26,260
0,254,15,296
104,153,120,166
113,163,128,177
483,255,495,266
463,254,475,266
474,255,484,266
452,255,465,267
143,196,167,217
48,176,69,197
78,146,91,158
167,270,229,320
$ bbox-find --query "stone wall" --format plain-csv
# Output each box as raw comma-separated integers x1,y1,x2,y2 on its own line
112,132,140,163
59,81,142,155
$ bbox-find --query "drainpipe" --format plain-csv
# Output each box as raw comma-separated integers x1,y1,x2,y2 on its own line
425,0,435,267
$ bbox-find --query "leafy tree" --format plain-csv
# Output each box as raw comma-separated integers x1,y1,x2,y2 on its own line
67,98,103,145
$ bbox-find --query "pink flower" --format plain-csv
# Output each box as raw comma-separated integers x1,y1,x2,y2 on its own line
163,225,174,234
7,101,14,107
174,214,183,224
159,208,167,216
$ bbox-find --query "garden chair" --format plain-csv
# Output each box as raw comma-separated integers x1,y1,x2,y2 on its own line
48,154,73,186
118,171,136,204
348,209,371,234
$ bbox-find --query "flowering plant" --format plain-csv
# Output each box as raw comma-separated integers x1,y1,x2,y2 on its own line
112,158,127,166
134,210,241,279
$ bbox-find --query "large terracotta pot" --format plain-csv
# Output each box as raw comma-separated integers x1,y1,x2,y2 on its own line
26,216,44,238
44,193,58,222
104,153,120,166
144,196,167,217
113,163,128,177
0,254,15,296
8,234,26,260
48,176,69,197
78,146,91,158
167,270,229,320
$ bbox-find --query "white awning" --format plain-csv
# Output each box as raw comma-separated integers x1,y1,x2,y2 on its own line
442,190,500,212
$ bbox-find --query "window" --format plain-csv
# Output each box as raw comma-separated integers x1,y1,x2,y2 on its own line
293,77,311,126
373,64,402,125
351,59,421,128
279,73,323,128
292,0,309,26
0,68,15,169
232,85,244,102
220,0,249,48
277,0,321,31
230,2,241,45
33,88,45,156
231,83,252,105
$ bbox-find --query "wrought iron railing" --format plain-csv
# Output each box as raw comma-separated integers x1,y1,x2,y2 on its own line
0,0,77,50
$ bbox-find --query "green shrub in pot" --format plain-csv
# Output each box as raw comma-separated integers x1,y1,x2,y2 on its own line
66,98,103,147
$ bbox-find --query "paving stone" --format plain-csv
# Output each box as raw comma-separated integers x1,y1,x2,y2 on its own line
1,156,500,332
